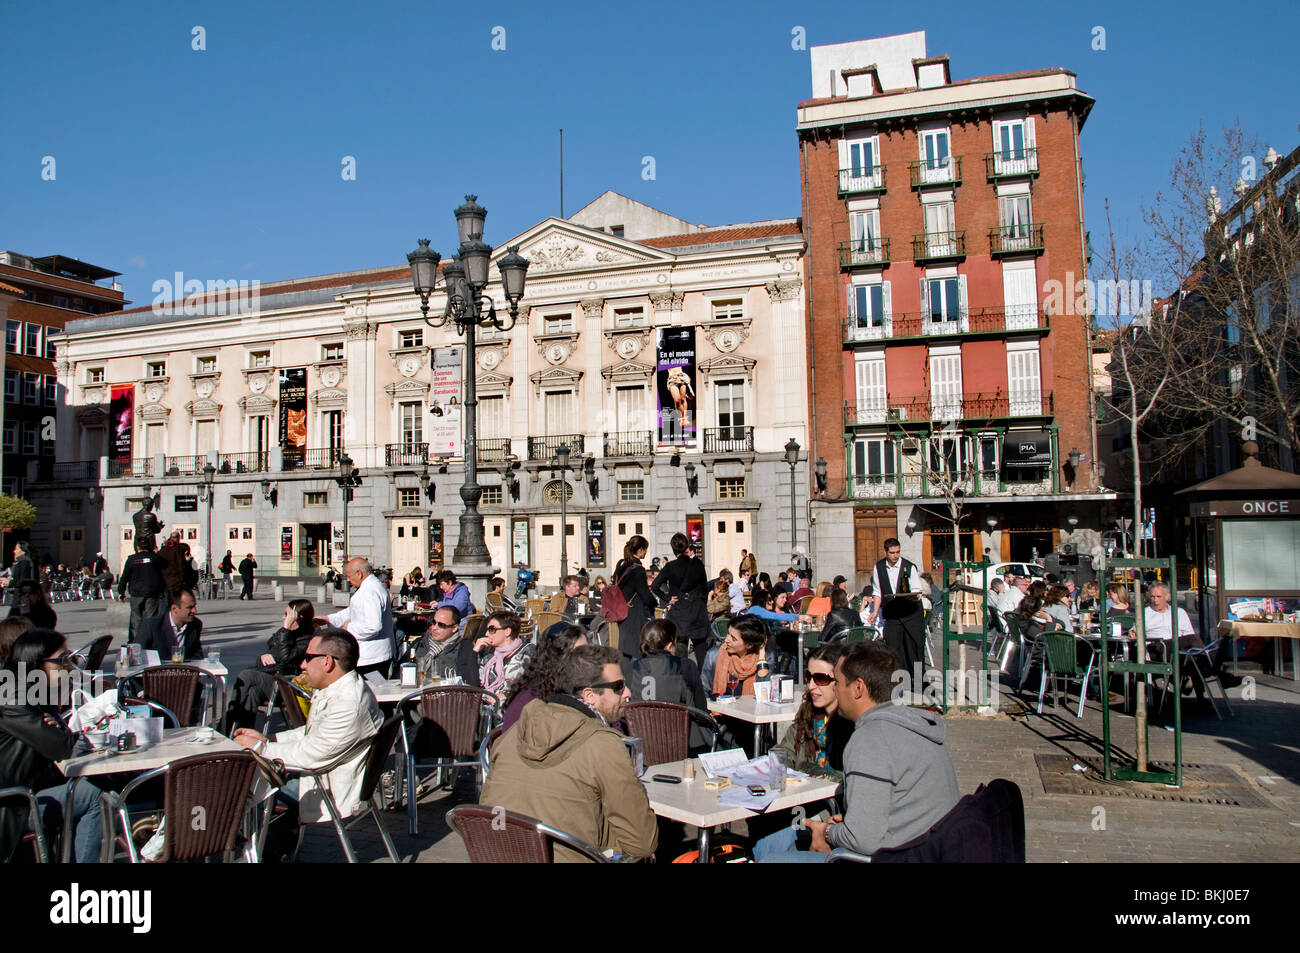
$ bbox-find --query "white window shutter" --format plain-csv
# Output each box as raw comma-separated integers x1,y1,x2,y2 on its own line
958,274,969,320
882,281,892,319
838,139,850,168
1026,117,1037,171
920,277,930,316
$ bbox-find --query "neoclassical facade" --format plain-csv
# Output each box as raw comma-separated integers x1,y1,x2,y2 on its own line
34,195,810,584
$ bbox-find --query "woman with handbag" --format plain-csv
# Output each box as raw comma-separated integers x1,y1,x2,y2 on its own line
611,535,655,674
652,533,711,667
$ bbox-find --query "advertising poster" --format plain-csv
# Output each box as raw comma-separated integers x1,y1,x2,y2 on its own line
686,516,703,553
110,384,134,462
332,524,346,565
656,327,696,447
512,518,530,569
279,368,308,468
587,517,606,568
430,347,463,457
428,519,444,570
280,526,294,560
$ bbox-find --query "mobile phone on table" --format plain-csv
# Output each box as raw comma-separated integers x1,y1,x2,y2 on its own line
747,784,767,796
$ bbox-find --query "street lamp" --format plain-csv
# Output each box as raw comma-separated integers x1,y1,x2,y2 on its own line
684,461,698,497
814,457,828,495
335,452,362,571
784,437,800,554
408,196,529,576
198,463,216,593
555,443,571,585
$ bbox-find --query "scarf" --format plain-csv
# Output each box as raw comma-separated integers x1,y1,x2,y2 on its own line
481,638,523,695
712,649,760,697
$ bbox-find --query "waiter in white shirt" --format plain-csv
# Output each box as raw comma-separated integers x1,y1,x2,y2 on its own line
1142,582,1201,658
866,537,926,676
327,557,396,677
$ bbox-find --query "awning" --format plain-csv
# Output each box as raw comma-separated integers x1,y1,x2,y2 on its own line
1002,431,1051,469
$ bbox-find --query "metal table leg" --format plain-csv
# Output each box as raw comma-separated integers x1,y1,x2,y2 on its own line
696,824,711,863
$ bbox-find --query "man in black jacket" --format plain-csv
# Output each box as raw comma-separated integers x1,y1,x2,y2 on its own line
117,539,167,640
419,605,479,685
133,588,204,661
238,554,257,600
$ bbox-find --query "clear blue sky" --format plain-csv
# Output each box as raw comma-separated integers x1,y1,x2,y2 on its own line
3,0,1296,304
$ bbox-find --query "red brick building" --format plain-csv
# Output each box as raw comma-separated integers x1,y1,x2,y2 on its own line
798,33,1112,582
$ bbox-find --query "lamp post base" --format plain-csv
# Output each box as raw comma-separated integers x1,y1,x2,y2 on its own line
448,561,501,614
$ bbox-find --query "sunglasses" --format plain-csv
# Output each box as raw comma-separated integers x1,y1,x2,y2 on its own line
303,652,335,663
805,671,835,687
43,653,74,667
588,679,626,694
484,624,509,633
429,620,457,629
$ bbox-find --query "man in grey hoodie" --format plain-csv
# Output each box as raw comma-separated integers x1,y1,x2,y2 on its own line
755,641,959,861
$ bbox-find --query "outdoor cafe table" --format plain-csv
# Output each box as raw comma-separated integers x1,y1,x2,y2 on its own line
56,726,242,861
640,758,839,862
707,696,800,754
1219,620,1300,681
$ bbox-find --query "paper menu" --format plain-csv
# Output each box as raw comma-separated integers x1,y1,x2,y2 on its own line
696,747,748,779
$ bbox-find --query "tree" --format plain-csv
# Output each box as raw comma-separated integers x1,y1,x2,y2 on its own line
0,494,36,533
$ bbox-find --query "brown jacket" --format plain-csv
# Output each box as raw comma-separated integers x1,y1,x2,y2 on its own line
480,696,658,862
159,540,187,591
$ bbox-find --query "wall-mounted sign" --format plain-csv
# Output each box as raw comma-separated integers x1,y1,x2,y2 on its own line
174,495,198,512
587,517,606,568
280,526,294,560
428,519,444,570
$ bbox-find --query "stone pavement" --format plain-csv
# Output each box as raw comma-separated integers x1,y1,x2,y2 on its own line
50,597,1300,862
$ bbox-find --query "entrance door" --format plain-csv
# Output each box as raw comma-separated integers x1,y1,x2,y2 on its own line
300,523,332,576
59,526,85,567
484,517,509,575
535,515,579,586
854,507,896,587
705,512,752,580
390,519,425,580
608,515,650,576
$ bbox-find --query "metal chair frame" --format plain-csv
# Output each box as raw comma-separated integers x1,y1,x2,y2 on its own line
398,686,499,836
0,786,49,863
447,804,610,863
623,701,721,764
1037,632,1099,718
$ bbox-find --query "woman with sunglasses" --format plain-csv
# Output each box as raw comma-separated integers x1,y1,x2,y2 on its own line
0,629,104,863
223,599,315,732
474,611,534,704
501,624,587,730
774,644,851,776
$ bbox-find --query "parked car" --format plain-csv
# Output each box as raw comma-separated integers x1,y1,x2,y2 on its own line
960,561,1046,586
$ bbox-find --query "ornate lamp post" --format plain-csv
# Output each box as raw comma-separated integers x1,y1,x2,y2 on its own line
408,197,529,598
335,452,362,575
198,463,216,594
555,443,571,584
784,437,801,554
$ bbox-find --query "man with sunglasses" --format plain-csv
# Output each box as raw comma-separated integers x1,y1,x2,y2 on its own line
480,645,657,862
418,605,479,685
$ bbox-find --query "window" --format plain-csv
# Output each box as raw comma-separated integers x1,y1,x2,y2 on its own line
43,375,56,406
544,390,576,436
2,478,17,497
609,225,625,238
144,423,166,457
195,419,218,454
848,282,890,340
922,276,967,330
23,373,40,405
251,415,272,455
921,128,951,174
2,422,16,453
399,402,423,446
542,524,554,537
44,335,56,360
854,352,887,422
614,306,644,328
325,410,344,450
715,380,745,436
992,118,1036,174
397,488,420,508
87,367,105,384
399,329,423,348
839,136,881,185
978,434,1000,477
923,201,957,254
1006,342,1042,416
543,313,574,335
196,355,218,374
848,209,883,260
481,485,503,505
852,437,897,490
928,432,970,476
1002,260,1039,330
24,324,40,357
321,342,344,361
479,395,506,440
304,491,328,506
6,321,19,353
928,348,963,420
21,422,37,455
4,371,16,404
231,494,253,508
712,299,744,321
618,480,645,502
248,350,271,368
716,477,746,499
146,361,167,378
615,386,647,433
998,195,1033,244
66,498,83,514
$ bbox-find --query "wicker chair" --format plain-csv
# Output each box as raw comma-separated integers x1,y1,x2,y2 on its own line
525,597,547,618
484,591,505,611
798,595,815,613
400,686,498,835
259,676,310,733
133,664,213,728
623,701,719,764
447,805,610,863
0,787,48,863
710,617,731,644
532,611,563,636
462,614,487,647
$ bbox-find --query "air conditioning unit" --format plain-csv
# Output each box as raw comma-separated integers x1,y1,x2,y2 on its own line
901,437,921,454
886,408,908,422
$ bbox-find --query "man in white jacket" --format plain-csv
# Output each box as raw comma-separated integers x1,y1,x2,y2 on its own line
234,630,383,828
328,557,396,678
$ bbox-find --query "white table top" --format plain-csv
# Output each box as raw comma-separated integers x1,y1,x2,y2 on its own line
707,696,800,725
119,659,230,679
57,727,242,778
368,677,466,704
640,759,839,829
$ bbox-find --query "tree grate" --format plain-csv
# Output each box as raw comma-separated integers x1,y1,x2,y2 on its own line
1034,755,1274,809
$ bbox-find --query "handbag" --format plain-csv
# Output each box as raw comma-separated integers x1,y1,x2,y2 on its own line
600,565,632,623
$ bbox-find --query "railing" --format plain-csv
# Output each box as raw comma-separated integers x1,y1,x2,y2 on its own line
218,451,269,474
845,391,1053,425
909,155,962,188
848,474,897,498
838,238,891,269
477,438,511,463
842,307,1048,344
912,230,966,262
108,458,152,479
989,223,1045,256
703,426,754,453
837,164,886,195
603,431,654,457
528,434,584,461
53,461,97,481
985,148,1039,179
846,400,889,426
163,454,205,476
849,470,1055,500
385,443,430,468
280,447,345,471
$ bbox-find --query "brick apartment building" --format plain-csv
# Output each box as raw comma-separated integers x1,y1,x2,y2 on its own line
798,33,1116,584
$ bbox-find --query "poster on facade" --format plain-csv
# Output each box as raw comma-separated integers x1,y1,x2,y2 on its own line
280,526,294,560
586,517,606,568
686,517,703,560
428,519,444,570
512,518,530,569
279,368,308,468
656,327,696,447
430,347,463,457
332,524,346,565
110,384,134,463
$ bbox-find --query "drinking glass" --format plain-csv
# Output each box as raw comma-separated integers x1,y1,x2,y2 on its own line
171,647,184,664
768,748,789,792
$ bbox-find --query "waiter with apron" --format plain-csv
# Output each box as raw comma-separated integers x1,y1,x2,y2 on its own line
866,537,926,681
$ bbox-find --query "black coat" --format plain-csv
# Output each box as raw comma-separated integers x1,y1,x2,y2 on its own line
820,607,863,643
238,558,256,581
0,704,77,861
8,601,57,631
652,555,710,644
629,651,711,749
265,626,313,677
614,559,656,660
117,551,166,598
10,556,34,584
133,613,204,661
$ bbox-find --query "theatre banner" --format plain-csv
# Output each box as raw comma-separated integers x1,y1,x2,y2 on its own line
110,385,134,463
656,327,696,447
279,368,307,468
587,517,606,568
430,347,463,457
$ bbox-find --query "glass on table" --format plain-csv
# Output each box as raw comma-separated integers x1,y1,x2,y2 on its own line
768,748,789,792
171,647,185,664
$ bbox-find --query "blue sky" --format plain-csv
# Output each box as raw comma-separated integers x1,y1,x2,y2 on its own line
2,0,1296,304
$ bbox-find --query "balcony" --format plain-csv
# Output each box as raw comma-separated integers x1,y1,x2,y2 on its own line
108,458,152,479
385,443,429,468
845,400,889,426
53,461,97,482
838,238,891,269
163,454,205,476
218,451,269,474
909,155,962,188
985,148,1039,180
528,434,584,461
842,307,1049,345
603,431,653,457
912,230,966,263
837,164,886,196
847,467,1056,502
704,426,754,453
844,391,1053,427
989,223,1045,257
477,438,511,463
281,447,345,471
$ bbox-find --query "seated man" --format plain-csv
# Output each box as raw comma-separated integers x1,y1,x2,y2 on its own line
1142,582,1203,668
419,605,479,685
548,575,587,622
133,587,204,661
234,630,382,855
480,645,657,862
755,641,960,862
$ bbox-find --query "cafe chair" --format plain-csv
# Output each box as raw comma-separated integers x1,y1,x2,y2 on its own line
100,750,260,863
0,787,49,863
827,779,1025,863
484,591,505,611
798,595,815,613
260,676,311,734
1037,632,1099,719
69,635,114,673
134,664,215,728
532,611,563,636
478,726,505,780
462,613,487,646
525,597,547,618
399,686,499,835
842,626,876,644
1159,638,1232,720
710,618,731,644
623,701,720,764
447,805,610,863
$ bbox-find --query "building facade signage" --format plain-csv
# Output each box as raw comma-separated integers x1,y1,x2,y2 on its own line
174,495,198,512
656,327,696,447
430,347,463,457
278,368,307,468
1194,499,1300,517
587,517,606,568
110,384,134,462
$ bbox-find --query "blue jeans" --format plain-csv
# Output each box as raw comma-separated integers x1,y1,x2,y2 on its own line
753,825,829,864
36,778,103,863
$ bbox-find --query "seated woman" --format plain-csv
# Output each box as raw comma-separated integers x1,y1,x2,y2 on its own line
1042,585,1075,633
474,611,534,704
500,624,587,730
224,599,315,732
818,589,861,643
0,616,34,665
706,578,732,621
1105,583,1132,614
1078,581,1101,614
774,643,851,777
399,566,424,599
743,589,809,628
706,615,770,699
1015,594,1061,689
0,629,103,863
630,619,710,747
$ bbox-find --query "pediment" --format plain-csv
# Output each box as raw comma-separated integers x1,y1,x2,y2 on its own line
185,398,222,417
312,388,348,408
699,353,757,383
238,394,277,415
139,403,171,420
509,220,673,275
384,379,431,403
477,371,514,392
528,365,583,396
600,359,654,392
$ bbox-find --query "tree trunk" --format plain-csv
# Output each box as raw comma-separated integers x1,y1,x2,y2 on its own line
1129,392,1148,773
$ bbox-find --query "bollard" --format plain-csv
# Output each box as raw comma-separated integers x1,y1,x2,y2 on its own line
316,585,328,604
296,580,306,596
272,583,284,602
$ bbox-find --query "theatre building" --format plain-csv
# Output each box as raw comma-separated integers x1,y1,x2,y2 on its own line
797,33,1115,582
32,194,810,583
